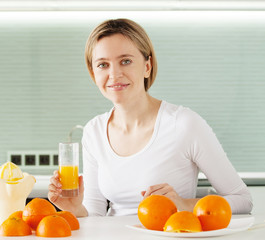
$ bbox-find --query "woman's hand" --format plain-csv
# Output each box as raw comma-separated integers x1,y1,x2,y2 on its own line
141,183,199,212
48,170,88,217
141,183,179,205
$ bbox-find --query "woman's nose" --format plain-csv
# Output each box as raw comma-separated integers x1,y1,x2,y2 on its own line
109,64,123,79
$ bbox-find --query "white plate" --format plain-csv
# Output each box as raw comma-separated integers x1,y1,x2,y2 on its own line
126,215,254,238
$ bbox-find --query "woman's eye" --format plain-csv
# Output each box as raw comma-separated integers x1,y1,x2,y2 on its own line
98,63,108,68
121,59,132,65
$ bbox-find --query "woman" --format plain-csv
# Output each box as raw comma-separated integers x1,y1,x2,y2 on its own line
48,18,253,217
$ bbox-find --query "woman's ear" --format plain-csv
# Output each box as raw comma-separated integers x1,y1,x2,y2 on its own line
144,56,152,78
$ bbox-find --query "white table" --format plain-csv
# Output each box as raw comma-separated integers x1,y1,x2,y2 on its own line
17,186,265,239
1,214,264,240
72,214,265,240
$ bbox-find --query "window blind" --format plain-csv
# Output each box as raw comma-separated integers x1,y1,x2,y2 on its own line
0,11,264,175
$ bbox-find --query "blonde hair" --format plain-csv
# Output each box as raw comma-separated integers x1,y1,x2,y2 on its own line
85,18,157,91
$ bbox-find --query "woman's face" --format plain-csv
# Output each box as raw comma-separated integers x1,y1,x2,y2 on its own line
92,34,152,105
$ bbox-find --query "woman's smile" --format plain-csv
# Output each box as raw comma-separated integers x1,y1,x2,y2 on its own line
107,83,130,91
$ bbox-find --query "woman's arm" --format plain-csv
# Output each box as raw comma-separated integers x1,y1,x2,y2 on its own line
188,109,253,214
48,172,88,217
82,127,108,216
48,125,108,217
142,108,253,214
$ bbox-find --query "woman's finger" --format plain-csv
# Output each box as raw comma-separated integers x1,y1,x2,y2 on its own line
48,183,62,193
151,186,172,196
48,183,56,192
52,170,59,178
50,176,62,187
143,183,168,197
48,191,60,204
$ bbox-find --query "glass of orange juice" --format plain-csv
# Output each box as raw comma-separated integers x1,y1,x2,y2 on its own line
58,142,79,197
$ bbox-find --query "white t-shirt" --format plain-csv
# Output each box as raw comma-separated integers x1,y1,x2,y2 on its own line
82,101,253,216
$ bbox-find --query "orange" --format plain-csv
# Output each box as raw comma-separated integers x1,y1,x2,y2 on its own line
0,217,32,236
193,195,232,231
164,211,202,233
138,195,177,231
22,198,57,230
56,211,80,230
9,210,23,219
36,215,71,237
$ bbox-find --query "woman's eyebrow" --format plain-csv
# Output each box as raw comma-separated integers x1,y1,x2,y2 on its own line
94,57,108,63
117,54,135,59
94,54,135,63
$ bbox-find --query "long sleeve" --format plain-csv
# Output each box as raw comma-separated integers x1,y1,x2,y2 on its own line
184,109,253,214
82,134,108,216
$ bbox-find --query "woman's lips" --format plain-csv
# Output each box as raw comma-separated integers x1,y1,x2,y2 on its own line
107,83,130,91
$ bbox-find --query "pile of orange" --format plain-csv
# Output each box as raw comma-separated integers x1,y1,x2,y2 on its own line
0,198,80,237
138,194,232,233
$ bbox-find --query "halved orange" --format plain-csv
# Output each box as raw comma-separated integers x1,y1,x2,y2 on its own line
164,211,202,233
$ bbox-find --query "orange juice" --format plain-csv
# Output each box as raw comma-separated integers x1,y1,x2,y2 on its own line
59,165,79,197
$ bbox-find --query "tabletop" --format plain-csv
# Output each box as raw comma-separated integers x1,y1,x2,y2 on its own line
1,213,264,240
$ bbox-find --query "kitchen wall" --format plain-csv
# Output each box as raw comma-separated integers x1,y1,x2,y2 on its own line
0,11,265,175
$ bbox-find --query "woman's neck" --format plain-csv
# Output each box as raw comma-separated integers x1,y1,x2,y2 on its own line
110,94,161,133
